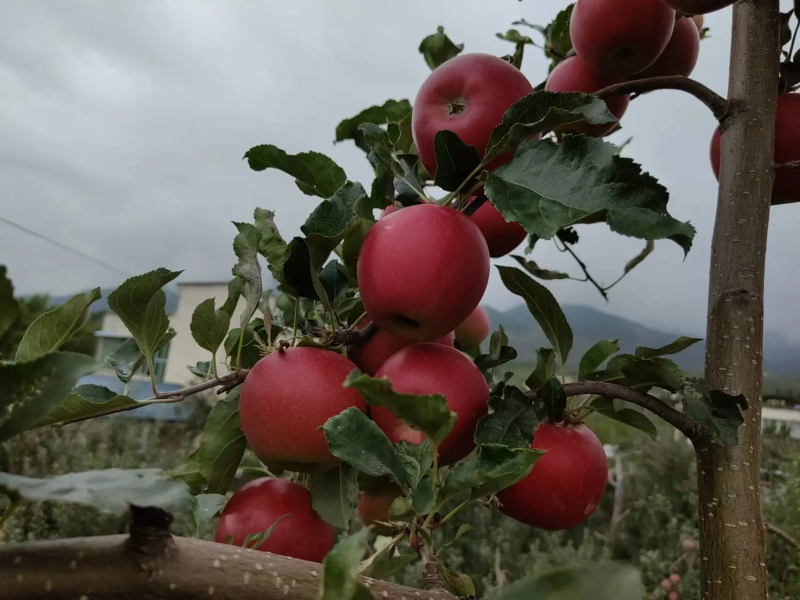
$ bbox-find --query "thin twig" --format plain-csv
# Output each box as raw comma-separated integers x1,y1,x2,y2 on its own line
765,522,799,548
528,381,699,440
462,195,489,217
594,75,731,122
153,369,249,400
775,160,800,170
554,238,609,300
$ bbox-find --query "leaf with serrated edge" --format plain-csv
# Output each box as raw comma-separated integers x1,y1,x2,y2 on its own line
635,336,703,360
197,389,247,494
244,145,346,199
0,266,20,341
538,377,567,424
682,378,747,447
253,208,288,271
0,352,98,442
498,266,573,366
526,348,556,390
232,223,262,336
589,396,658,440
496,563,641,600
485,91,616,163
106,268,182,359
344,371,456,444
433,130,481,192
319,528,371,600
323,407,414,491
475,384,538,448
419,26,463,70
105,338,144,384
607,354,684,392
443,444,543,498
485,137,695,254
396,440,433,491
38,384,139,428
15,288,101,363
190,298,231,355
579,340,620,380
310,463,359,530
335,100,412,144
0,468,191,516
219,277,243,317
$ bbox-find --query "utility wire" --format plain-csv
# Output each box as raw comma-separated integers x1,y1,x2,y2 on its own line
0,216,131,277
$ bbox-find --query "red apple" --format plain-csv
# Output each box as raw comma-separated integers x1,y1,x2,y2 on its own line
497,422,608,530
571,0,675,76
468,196,527,257
637,17,700,78
371,343,489,465
661,0,735,14
239,347,366,472
544,55,630,137
358,203,490,342
381,202,401,218
215,477,334,562
455,306,491,350
710,94,800,205
350,318,454,376
412,53,535,179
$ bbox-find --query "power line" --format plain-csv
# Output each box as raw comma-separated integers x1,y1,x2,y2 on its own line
0,216,131,277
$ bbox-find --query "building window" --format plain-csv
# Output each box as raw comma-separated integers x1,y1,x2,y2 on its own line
95,335,171,383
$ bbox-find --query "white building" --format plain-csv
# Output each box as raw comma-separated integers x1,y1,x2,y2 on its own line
94,281,250,388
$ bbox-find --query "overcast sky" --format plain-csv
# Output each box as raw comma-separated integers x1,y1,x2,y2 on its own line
1,0,798,341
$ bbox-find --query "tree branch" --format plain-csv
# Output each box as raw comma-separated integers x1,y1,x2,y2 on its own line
153,369,249,400
765,522,799,548
775,160,800,170
528,381,699,440
594,75,731,122
419,545,447,592
0,530,456,600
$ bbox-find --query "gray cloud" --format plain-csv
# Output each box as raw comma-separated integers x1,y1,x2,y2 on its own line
1,0,798,342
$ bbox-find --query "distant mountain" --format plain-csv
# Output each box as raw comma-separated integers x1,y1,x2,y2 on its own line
484,303,800,377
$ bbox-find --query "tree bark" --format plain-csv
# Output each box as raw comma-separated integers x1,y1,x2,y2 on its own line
696,1,780,599
0,535,456,600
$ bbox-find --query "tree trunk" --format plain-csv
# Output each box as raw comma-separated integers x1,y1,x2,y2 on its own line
696,1,781,599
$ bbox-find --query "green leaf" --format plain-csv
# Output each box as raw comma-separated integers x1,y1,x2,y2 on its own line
525,348,556,390
419,26,463,70
396,440,434,491
623,239,655,275
38,384,139,428
342,219,372,283
15,288,101,363
497,29,534,45
443,444,543,498
368,553,419,581
511,255,571,281
484,91,617,164
635,336,703,360
439,523,473,552
197,389,247,494
358,125,426,204
344,371,456,445
323,407,414,491
542,4,574,64
474,346,518,372
232,222,263,335
496,562,642,600
319,260,350,304
497,266,573,366
538,377,567,424
432,130,481,191
0,468,191,516
0,266,20,342
475,384,538,449
683,378,747,446
335,99,412,148
192,493,227,540
578,340,620,379
105,337,144,384
244,145,346,199
243,514,292,550
310,463,360,530
588,397,658,440
301,182,371,239
219,277,243,318
190,298,231,355
106,268,182,359
485,137,695,254
0,352,98,442
411,477,435,515
188,361,212,379
607,354,684,392
253,208,288,272
170,448,206,489
441,564,476,598
319,529,371,600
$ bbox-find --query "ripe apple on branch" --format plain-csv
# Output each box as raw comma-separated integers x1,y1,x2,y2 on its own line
1,1,798,599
